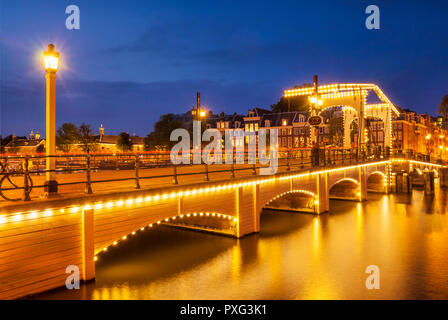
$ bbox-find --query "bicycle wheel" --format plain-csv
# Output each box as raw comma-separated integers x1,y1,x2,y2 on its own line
0,174,33,202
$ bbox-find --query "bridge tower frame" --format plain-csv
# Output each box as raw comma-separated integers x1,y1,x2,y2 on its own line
284,83,400,152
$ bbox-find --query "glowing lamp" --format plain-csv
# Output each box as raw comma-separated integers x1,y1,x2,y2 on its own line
200,110,206,117
43,44,59,72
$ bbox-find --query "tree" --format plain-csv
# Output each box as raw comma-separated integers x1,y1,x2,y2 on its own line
270,95,310,113
79,123,97,152
438,94,448,126
144,114,185,151
56,123,80,152
117,132,133,152
270,84,313,113
36,144,45,154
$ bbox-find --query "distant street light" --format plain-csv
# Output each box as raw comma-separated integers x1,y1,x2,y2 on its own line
43,44,59,196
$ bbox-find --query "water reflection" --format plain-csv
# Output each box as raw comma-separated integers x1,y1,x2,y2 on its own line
37,188,448,300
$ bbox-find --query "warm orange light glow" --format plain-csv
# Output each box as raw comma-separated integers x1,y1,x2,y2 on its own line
43,44,59,72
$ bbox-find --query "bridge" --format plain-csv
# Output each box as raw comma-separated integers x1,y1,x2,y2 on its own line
1,82,447,299
0,153,446,299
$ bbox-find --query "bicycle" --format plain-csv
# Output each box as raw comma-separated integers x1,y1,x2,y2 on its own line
0,158,34,201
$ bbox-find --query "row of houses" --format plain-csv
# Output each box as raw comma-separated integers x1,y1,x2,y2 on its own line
206,107,448,160
3,109,448,160
2,126,144,154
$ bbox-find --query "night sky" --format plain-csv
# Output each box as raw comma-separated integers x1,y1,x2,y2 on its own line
0,0,447,137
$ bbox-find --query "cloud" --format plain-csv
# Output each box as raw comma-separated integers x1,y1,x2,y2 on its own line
1,77,281,137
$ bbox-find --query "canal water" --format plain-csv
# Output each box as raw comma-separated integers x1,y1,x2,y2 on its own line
37,187,448,300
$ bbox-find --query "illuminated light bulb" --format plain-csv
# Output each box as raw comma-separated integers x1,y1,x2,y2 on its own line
140,227,145,231
145,196,152,202
154,195,160,200
162,194,168,199
212,213,216,216
83,205,92,211
43,210,53,217
157,221,161,224
126,199,134,205
106,202,114,208
60,209,65,213
29,211,39,219
206,213,210,216
70,207,79,213
170,193,176,198
187,214,191,217
94,256,98,262
136,198,143,203
113,241,118,246
217,214,221,217
228,216,231,220
185,191,190,196
165,218,169,222
103,247,107,252
94,203,103,210
0,216,6,224
233,218,237,222
199,213,203,216
132,231,136,235
122,236,127,240
180,215,184,218
149,224,153,227
193,213,197,216
117,200,124,206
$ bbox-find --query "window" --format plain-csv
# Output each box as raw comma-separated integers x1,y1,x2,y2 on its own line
254,123,259,132
294,128,300,135
265,120,271,127
288,137,292,148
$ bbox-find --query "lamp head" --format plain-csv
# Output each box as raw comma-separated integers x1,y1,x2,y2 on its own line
43,44,59,73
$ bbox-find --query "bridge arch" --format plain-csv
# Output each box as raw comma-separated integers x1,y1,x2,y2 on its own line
329,177,360,200
367,171,386,192
94,211,239,261
263,189,318,213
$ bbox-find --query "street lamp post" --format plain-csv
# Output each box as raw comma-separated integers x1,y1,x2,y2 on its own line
43,44,59,196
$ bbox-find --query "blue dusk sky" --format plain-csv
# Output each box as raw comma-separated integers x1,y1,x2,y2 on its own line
0,0,447,137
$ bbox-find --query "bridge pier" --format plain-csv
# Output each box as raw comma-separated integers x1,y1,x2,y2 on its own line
316,173,329,214
395,172,412,193
82,208,95,281
424,171,435,195
358,166,368,201
235,184,260,238
441,168,448,188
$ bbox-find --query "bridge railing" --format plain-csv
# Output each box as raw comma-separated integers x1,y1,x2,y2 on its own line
0,148,387,202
